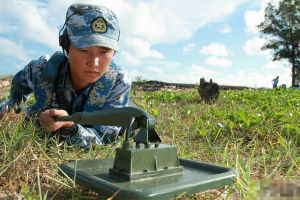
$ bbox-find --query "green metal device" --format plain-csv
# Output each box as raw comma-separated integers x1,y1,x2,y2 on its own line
56,106,236,200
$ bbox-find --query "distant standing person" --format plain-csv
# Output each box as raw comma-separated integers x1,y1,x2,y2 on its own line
272,76,279,88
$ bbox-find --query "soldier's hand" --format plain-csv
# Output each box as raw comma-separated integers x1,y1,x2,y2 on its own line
40,109,74,132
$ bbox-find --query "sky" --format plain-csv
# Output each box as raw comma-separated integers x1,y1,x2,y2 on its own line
0,0,292,88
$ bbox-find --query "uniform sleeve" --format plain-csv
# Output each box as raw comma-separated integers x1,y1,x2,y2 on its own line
67,66,131,148
0,55,48,114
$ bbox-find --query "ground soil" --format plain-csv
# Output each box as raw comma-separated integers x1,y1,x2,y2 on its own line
132,80,250,91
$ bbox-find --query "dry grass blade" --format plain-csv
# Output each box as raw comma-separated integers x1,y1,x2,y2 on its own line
0,145,30,176
106,183,129,200
35,141,75,184
1,84,299,199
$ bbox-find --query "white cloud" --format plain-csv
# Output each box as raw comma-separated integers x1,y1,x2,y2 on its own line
263,57,289,69
139,62,291,87
243,36,269,55
112,0,249,64
219,25,232,34
115,0,249,44
119,51,141,66
122,37,164,59
221,68,291,88
127,59,183,82
129,69,146,81
264,62,280,69
0,0,250,71
0,0,123,53
0,37,29,61
128,63,217,84
161,73,200,84
191,64,216,75
244,9,264,34
146,66,162,73
205,56,232,67
2,0,266,86
240,0,290,88
199,42,229,57
224,70,270,87
144,60,182,69
244,0,280,34
0,22,18,33
0,0,59,50
158,64,217,84
119,37,164,66
183,43,196,54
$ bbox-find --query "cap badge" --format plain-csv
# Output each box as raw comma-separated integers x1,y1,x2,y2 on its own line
91,17,107,33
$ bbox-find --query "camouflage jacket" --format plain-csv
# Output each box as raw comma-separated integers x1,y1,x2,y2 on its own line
0,51,131,148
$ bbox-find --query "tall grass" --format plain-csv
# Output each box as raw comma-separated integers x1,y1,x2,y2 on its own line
132,87,299,199
0,87,299,199
0,112,117,199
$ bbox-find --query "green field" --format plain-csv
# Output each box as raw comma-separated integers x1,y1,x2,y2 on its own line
0,87,299,199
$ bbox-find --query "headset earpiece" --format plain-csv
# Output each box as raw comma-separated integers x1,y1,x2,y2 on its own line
59,5,119,53
59,29,70,53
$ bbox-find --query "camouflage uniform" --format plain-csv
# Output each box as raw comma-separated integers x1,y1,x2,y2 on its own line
0,3,131,148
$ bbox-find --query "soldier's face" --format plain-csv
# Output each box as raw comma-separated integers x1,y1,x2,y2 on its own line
68,44,114,92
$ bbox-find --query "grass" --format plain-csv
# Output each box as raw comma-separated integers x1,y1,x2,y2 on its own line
0,85,299,199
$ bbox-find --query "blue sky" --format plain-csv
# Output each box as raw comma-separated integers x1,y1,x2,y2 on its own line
0,0,291,88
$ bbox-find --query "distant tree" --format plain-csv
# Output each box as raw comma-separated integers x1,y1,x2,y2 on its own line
296,67,300,86
258,0,300,87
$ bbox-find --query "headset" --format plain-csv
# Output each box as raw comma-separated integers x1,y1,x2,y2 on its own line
59,29,70,53
58,11,79,53
56,6,86,113
59,5,97,53
58,5,120,54
56,5,121,113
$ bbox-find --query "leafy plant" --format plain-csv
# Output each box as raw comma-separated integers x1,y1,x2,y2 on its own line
0,87,299,199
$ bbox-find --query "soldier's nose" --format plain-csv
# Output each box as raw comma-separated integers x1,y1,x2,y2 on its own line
88,56,100,68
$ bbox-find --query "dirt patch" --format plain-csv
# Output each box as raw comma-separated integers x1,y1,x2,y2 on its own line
132,80,196,91
0,75,12,100
0,77,250,101
132,80,250,91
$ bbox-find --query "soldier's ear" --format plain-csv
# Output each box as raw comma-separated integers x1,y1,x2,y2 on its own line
67,44,73,57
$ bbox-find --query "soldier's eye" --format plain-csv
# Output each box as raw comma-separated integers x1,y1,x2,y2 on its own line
99,48,113,54
79,48,88,53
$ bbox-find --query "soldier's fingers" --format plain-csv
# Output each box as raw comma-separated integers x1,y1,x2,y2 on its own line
40,110,68,132
40,119,58,132
48,109,68,117
40,112,53,130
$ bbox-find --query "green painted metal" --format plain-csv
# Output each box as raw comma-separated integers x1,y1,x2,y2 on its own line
109,144,183,181
59,158,236,200
55,107,162,145
56,106,236,199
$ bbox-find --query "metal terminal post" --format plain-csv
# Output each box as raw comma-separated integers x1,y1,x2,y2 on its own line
122,116,135,149
57,106,236,199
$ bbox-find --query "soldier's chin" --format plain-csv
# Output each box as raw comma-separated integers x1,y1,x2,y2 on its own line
84,72,101,79
87,76,101,84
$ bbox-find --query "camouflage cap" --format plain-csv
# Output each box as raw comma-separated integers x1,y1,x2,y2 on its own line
65,3,119,51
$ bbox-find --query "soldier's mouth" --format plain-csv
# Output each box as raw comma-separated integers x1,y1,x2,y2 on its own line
85,71,99,74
